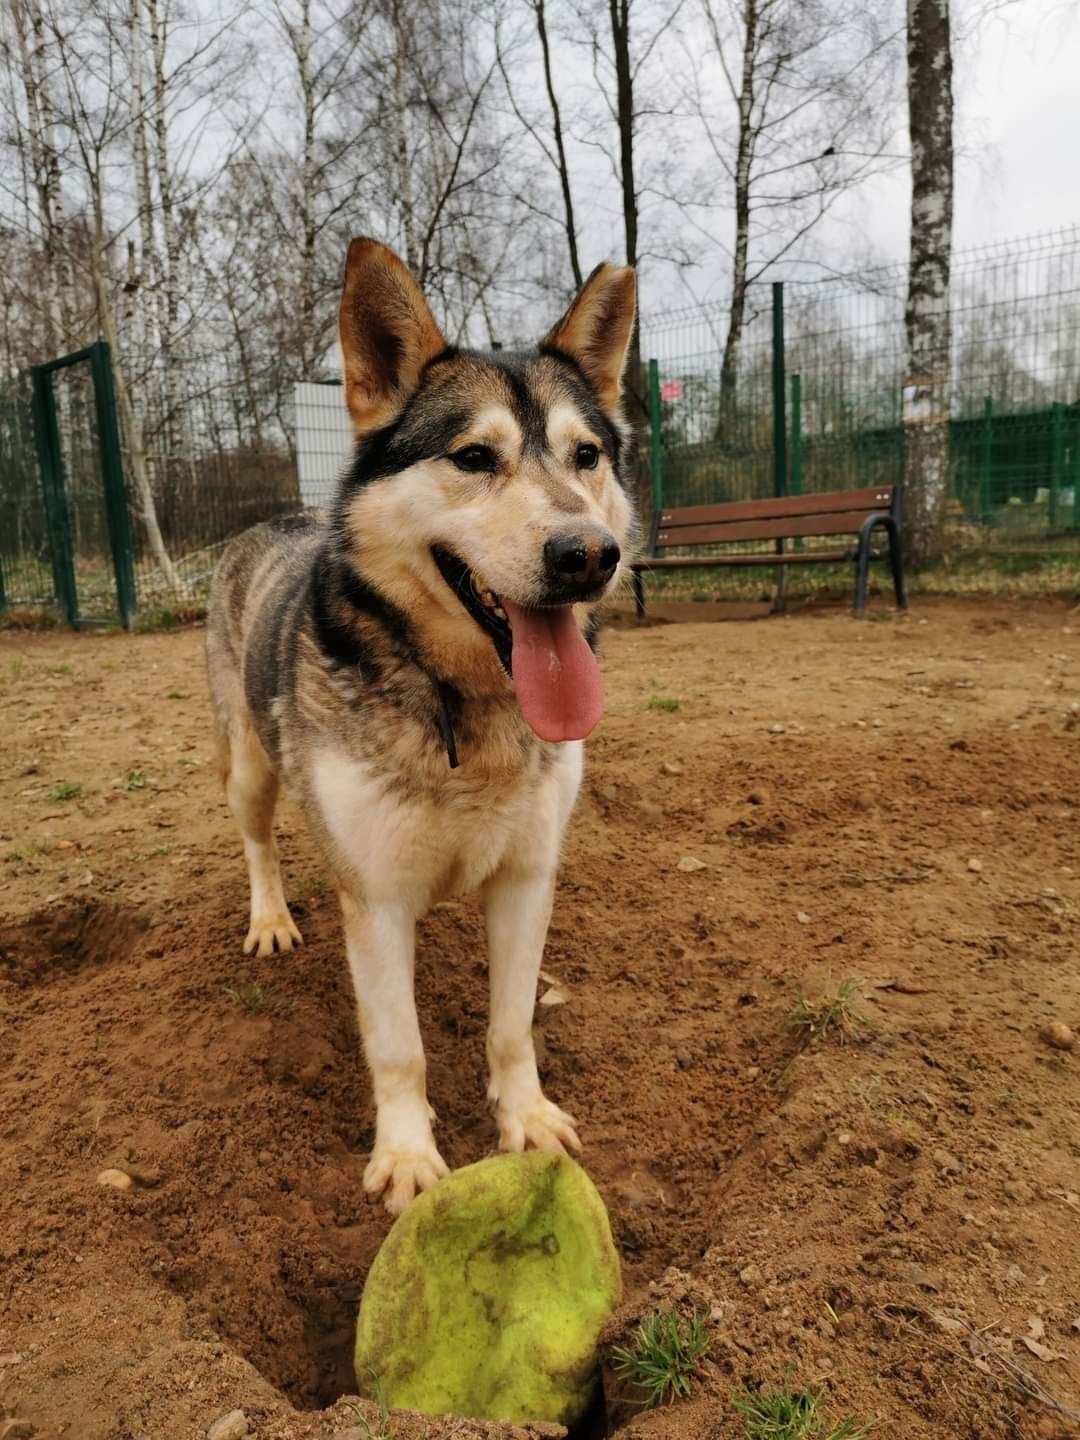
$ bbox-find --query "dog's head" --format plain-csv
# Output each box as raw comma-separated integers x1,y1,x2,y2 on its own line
335,238,637,743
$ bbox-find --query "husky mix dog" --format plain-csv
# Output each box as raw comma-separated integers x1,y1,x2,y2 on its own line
206,239,637,1213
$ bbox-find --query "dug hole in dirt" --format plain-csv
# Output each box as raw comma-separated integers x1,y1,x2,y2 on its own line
1,596,1079,1439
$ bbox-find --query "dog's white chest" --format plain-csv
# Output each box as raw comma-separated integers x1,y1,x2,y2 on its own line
310,748,576,910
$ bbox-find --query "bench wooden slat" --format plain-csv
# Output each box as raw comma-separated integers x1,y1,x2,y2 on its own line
659,486,894,530
656,509,887,547
636,550,853,569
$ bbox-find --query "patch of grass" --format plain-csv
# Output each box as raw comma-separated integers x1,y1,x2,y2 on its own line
128,844,172,861
47,780,83,803
347,1373,393,1438
166,690,189,700
135,607,178,632
121,768,148,790
611,1307,711,1408
734,1382,875,1438
787,980,861,1046
223,980,296,1015
5,839,53,863
46,662,74,676
643,695,682,713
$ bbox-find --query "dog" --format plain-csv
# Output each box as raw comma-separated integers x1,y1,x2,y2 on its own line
206,238,637,1213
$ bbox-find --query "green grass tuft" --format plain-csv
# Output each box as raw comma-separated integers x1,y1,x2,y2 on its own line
121,768,148,791
643,695,682,713
611,1307,711,1408
46,662,74,676
47,780,82,802
734,1381,875,1438
223,980,296,1015
5,839,53,862
348,1371,394,1438
786,979,862,1045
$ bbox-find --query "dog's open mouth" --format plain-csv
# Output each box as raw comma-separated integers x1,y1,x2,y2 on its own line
432,545,604,743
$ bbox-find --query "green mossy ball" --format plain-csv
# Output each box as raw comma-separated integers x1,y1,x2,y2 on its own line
354,1151,622,1426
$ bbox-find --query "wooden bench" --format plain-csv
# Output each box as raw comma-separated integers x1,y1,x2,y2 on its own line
630,484,908,619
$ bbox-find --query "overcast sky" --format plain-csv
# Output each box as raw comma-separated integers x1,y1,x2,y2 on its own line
834,0,1078,260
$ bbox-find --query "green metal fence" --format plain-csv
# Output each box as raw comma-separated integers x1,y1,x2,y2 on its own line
641,226,1080,557
2,226,1078,624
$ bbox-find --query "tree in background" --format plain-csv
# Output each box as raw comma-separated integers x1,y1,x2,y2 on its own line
695,0,904,429
902,0,953,565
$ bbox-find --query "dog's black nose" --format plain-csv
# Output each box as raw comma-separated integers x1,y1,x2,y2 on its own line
544,533,620,594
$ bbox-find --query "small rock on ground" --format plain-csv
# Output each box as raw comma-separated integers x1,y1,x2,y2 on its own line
1041,1021,1075,1051
206,1411,249,1440
96,1168,132,1191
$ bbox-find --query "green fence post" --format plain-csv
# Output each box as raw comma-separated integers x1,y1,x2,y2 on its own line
771,283,787,498
979,395,993,522
770,284,787,609
0,550,6,613
30,365,78,626
790,373,802,496
648,358,664,519
1073,408,1080,532
1050,401,1064,530
89,340,137,627
790,373,803,553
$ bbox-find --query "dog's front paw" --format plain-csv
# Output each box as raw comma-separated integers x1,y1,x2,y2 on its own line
497,1096,583,1157
243,911,303,958
364,1144,450,1215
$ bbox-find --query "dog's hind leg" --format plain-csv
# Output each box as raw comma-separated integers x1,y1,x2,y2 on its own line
224,721,303,958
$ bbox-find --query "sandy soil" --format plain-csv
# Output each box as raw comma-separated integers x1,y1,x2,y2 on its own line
1,596,1079,1440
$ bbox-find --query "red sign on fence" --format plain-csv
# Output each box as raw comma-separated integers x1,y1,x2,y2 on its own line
660,380,684,402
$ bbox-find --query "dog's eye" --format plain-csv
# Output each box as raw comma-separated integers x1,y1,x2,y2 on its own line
575,442,600,470
450,444,497,474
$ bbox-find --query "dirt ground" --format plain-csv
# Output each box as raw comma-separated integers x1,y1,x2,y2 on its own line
2,595,1079,1440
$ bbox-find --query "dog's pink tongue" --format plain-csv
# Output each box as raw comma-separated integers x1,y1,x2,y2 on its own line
501,600,603,741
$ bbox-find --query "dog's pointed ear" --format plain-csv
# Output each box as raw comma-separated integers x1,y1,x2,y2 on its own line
542,262,637,415
339,238,447,435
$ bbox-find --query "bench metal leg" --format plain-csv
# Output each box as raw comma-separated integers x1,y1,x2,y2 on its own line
631,567,646,618
888,522,908,610
853,531,872,618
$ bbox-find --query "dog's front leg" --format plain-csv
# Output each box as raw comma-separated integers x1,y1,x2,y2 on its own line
339,889,449,1214
484,863,582,1157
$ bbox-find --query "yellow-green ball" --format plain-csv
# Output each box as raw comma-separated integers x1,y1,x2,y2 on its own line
354,1151,622,1426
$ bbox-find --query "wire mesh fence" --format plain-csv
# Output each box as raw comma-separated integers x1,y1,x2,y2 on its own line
2,225,1079,624
640,225,1080,559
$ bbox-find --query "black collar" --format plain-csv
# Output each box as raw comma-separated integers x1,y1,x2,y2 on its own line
433,678,461,769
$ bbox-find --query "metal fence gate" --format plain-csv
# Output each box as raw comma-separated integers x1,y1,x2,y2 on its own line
12,342,136,627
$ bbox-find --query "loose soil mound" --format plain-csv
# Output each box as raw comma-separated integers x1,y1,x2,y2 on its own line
1,597,1078,1439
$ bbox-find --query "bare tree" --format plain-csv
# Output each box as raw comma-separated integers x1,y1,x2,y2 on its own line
494,0,583,291
45,0,181,590
903,0,953,565
696,0,904,423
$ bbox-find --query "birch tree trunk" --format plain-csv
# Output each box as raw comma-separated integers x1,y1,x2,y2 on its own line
391,0,420,277
147,0,185,472
11,0,63,355
717,0,757,430
296,0,319,373
903,0,953,566
88,164,181,594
